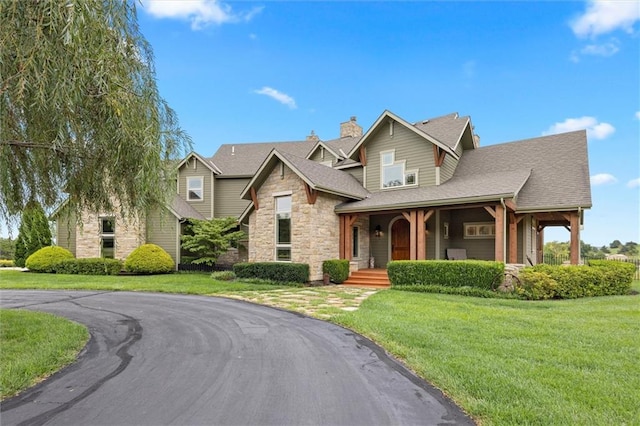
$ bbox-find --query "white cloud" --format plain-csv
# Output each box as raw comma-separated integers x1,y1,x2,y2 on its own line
590,173,618,185
142,0,263,30
635,111,640,120
569,40,620,62
254,87,297,109
570,0,640,38
543,116,615,140
628,178,640,188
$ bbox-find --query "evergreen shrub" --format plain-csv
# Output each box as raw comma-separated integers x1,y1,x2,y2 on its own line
322,259,349,284
233,262,309,284
124,244,174,274
388,260,504,290
25,246,74,273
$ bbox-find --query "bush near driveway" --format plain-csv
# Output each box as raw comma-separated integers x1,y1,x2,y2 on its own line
233,262,309,284
388,260,504,290
124,244,174,274
56,258,123,276
25,246,74,273
322,259,349,284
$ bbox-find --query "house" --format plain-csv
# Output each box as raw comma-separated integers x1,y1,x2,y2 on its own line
54,110,592,281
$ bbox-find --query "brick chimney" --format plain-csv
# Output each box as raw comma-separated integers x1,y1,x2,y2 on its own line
340,116,362,138
306,130,319,142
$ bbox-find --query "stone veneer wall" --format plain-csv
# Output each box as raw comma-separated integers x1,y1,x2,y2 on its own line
75,210,145,260
351,215,370,270
248,164,344,281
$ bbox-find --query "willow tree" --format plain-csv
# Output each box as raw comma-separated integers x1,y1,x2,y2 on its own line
0,0,191,225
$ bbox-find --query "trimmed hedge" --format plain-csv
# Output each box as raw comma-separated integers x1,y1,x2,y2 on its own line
124,244,175,274
322,259,349,284
528,262,634,299
394,284,521,299
210,270,236,281
233,262,309,284
517,269,558,300
388,260,504,290
25,246,74,273
56,258,122,276
0,259,15,267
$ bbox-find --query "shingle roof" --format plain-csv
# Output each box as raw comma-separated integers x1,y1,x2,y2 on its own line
413,113,469,151
210,140,316,176
324,136,361,157
169,195,206,220
335,169,531,213
277,151,370,200
454,130,591,211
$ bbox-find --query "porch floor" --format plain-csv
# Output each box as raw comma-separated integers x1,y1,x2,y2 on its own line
342,268,390,288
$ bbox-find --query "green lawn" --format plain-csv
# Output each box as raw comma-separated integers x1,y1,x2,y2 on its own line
334,283,640,425
1,309,89,399
1,271,638,425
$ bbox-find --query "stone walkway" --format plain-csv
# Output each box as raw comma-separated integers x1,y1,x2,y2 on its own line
221,285,379,319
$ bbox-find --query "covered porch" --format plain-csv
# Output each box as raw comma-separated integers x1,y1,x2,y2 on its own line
338,203,583,270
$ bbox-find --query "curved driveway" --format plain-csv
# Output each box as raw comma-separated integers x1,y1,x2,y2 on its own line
1,290,474,425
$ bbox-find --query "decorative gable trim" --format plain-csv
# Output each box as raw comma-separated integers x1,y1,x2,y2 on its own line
347,110,460,162
175,152,222,175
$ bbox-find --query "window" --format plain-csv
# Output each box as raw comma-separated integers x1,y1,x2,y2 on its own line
100,217,115,258
380,150,418,188
275,196,292,261
352,226,360,258
464,222,496,239
187,177,203,201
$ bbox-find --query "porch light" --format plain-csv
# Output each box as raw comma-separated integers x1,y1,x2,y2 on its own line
374,225,382,238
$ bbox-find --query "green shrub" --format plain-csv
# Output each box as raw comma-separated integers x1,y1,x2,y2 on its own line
56,258,122,275
25,246,74,273
531,264,604,298
322,259,349,284
518,269,558,300
388,260,504,290
0,259,15,267
124,244,175,274
588,260,635,295
211,270,236,281
233,262,309,284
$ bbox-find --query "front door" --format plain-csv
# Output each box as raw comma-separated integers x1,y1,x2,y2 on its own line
391,219,410,260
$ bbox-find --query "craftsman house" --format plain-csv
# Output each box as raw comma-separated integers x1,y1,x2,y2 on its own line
54,110,592,280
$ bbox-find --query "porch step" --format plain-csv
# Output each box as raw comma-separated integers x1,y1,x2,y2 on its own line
342,268,390,288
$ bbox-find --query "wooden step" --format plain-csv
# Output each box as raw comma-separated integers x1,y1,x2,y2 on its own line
343,269,390,288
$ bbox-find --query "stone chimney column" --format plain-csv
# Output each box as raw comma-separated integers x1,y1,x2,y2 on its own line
340,116,363,138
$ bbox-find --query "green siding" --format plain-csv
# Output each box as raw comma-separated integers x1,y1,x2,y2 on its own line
368,214,395,268
214,177,251,219
447,208,496,260
56,210,76,256
364,121,437,192
146,207,178,264
440,142,462,183
345,166,364,185
178,157,214,218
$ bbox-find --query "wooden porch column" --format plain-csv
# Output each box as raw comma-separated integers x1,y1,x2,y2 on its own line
339,215,358,261
570,211,580,265
536,227,544,264
417,210,425,260
508,213,524,264
494,204,505,262
409,210,418,260
339,215,346,259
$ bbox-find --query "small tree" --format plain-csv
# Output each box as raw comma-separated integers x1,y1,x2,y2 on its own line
0,237,15,260
610,240,622,249
14,201,52,266
181,217,245,266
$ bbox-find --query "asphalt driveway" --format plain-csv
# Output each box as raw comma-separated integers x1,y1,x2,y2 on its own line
1,290,474,425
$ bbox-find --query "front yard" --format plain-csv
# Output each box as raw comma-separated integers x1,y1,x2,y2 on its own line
1,271,638,425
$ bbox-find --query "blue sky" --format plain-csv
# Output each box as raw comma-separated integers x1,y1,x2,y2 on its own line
136,0,639,247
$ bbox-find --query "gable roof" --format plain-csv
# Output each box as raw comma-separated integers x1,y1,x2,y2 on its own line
241,150,370,202
336,169,532,213
175,151,222,175
168,195,206,220
454,130,591,212
347,110,462,161
413,113,475,151
210,140,316,177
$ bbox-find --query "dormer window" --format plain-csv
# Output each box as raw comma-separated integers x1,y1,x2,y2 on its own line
381,150,418,188
187,177,203,201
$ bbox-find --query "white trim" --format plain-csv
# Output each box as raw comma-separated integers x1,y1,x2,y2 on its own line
272,190,293,197
435,167,441,186
380,150,419,189
464,222,495,239
186,176,204,201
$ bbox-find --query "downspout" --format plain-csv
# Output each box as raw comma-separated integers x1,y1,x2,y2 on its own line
501,197,507,263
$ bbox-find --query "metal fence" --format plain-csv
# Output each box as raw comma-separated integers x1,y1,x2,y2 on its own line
177,263,233,273
543,254,640,280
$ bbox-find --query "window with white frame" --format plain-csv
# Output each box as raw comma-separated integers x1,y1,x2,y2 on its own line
187,177,203,201
464,222,495,239
275,196,292,261
100,217,115,258
381,150,418,188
